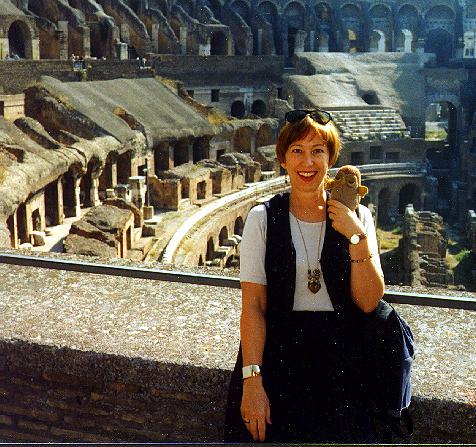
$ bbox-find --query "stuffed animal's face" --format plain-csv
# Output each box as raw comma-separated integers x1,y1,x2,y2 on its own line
328,165,368,211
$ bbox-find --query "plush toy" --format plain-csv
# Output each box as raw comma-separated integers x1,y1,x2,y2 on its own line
327,165,368,211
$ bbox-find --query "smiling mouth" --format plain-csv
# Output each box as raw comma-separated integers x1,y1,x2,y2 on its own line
297,171,317,181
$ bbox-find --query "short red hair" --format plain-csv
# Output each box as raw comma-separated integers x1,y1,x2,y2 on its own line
276,116,341,167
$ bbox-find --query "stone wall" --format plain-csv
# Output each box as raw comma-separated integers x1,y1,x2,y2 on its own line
0,60,153,95
151,55,284,85
0,340,226,443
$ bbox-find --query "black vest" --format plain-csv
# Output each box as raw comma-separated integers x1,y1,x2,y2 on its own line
263,191,362,320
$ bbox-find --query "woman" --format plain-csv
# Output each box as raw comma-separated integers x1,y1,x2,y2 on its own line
224,109,385,443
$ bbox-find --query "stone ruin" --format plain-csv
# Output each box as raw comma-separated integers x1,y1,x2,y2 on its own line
400,204,454,288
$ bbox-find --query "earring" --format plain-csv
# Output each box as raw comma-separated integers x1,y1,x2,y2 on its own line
285,172,289,185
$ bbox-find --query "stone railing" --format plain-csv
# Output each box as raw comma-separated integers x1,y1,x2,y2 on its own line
0,253,474,443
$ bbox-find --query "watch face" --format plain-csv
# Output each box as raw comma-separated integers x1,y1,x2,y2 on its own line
350,234,360,244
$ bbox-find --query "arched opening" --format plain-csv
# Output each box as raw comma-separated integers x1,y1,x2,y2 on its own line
234,216,244,235
398,5,419,31
377,188,391,225
210,31,227,55
193,138,209,163
231,101,246,118
425,28,453,65
8,21,31,59
198,254,204,266
251,99,267,117
284,2,305,59
257,1,281,54
256,124,274,148
219,226,229,245
370,29,386,52
206,237,215,261
341,3,362,52
233,127,253,152
399,184,419,214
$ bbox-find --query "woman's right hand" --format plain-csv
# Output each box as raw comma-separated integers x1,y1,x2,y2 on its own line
240,377,272,441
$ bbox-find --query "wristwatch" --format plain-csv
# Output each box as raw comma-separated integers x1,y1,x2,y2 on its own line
242,364,261,380
349,233,367,245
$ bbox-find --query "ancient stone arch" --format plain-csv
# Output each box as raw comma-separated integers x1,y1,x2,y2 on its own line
257,0,281,54
425,28,454,64
251,99,267,117
230,100,245,118
284,1,305,57
341,3,362,52
234,216,244,235
6,20,31,59
219,226,229,245
206,236,215,261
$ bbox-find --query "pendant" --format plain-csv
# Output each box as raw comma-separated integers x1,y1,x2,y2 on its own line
307,268,321,294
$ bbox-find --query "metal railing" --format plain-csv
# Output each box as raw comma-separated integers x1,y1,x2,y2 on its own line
1,253,474,311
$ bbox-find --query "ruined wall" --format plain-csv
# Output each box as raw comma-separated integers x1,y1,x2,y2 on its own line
400,205,454,287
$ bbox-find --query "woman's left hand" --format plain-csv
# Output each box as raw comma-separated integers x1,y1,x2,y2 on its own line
327,199,365,239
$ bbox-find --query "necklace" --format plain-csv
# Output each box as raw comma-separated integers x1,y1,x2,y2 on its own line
293,216,325,294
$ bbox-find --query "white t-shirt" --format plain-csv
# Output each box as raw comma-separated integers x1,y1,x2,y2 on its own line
239,203,383,311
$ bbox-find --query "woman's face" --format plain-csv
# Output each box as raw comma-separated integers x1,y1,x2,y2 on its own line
280,126,330,194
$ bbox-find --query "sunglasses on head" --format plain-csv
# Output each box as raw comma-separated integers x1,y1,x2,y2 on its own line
284,109,333,125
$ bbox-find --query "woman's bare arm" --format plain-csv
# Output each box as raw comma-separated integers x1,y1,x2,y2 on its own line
240,281,271,441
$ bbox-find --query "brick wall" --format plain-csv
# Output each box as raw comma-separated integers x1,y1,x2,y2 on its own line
0,340,228,442
0,60,153,94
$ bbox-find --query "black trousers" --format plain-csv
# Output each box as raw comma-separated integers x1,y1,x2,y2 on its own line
224,311,377,443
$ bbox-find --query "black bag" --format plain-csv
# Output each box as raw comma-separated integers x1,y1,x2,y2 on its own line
364,300,415,441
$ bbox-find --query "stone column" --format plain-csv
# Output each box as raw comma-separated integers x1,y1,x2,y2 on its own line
257,29,263,55
309,30,315,51
111,158,118,187
82,26,91,58
73,175,82,217
116,42,128,60
416,38,425,55
294,30,306,53
0,38,9,59
250,132,257,155
31,39,40,60
57,21,69,60
180,27,188,55
57,177,65,225
89,176,101,207
151,24,160,52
